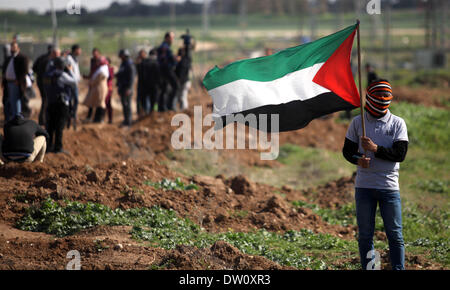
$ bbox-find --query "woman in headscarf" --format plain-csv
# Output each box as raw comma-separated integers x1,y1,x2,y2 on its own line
83,56,109,123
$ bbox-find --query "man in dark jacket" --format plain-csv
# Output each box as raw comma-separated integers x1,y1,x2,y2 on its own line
135,49,148,117
1,114,49,163
116,49,136,127
44,57,77,154
175,46,192,110
1,41,29,122
145,48,161,113
32,44,53,125
157,32,179,111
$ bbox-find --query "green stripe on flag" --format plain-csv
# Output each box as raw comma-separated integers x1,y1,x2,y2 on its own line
203,24,357,91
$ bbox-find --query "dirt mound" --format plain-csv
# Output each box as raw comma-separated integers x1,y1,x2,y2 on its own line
0,160,355,238
301,174,356,209
0,224,289,270
227,175,255,196
159,241,289,270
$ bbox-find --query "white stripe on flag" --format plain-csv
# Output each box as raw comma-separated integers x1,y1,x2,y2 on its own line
208,63,330,116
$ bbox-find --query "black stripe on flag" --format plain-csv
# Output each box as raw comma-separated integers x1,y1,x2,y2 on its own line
216,92,357,133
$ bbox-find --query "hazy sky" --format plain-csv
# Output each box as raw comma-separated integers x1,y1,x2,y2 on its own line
0,0,202,13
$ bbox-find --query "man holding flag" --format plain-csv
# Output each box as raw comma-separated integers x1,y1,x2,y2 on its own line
343,80,408,270
203,22,408,270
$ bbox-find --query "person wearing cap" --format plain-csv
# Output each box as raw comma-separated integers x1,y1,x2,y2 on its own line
342,79,409,270
43,57,77,154
116,49,136,126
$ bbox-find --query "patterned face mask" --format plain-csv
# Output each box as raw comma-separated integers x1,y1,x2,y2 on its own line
365,80,393,118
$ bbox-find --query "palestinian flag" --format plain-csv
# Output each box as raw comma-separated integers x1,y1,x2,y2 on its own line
202,24,360,132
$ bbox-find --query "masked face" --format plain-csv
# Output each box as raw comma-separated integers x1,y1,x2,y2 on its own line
365,80,393,118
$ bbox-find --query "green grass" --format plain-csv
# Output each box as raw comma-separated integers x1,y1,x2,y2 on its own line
17,197,359,269
390,69,450,88
292,200,450,266
17,193,449,268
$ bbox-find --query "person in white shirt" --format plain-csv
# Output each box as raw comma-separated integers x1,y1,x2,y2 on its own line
1,41,29,122
66,44,82,128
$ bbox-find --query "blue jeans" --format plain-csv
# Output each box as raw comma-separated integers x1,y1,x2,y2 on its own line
355,187,405,270
5,82,22,122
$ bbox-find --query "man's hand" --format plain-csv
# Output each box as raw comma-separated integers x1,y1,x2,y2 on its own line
361,136,378,152
357,155,371,168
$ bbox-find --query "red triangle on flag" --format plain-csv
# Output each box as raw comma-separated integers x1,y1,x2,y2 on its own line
313,29,360,107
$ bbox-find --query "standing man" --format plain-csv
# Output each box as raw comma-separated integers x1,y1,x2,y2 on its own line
342,80,409,270
116,49,135,127
33,44,53,125
145,48,161,113
1,41,29,122
175,46,192,110
66,44,82,129
44,57,76,154
157,32,179,111
135,49,148,117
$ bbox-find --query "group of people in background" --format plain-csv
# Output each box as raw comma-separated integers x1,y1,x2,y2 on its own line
0,30,193,164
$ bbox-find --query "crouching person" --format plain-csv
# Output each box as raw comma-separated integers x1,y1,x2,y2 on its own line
1,114,49,163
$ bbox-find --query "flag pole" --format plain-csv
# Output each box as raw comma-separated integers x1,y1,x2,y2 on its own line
356,20,366,140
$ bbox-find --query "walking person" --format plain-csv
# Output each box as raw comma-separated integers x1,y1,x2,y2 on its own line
342,80,409,270
1,41,29,123
44,57,77,154
33,44,53,125
116,49,135,127
1,114,49,163
157,32,179,111
66,44,82,129
83,56,109,123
